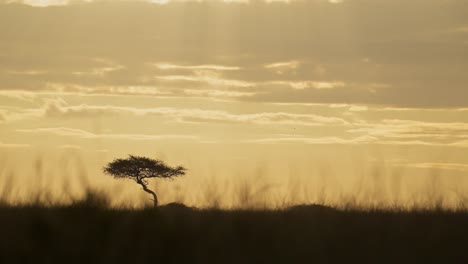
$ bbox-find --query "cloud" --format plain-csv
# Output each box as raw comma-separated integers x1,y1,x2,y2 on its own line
154,63,240,71
182,89,255,98
0,91,37,102
349,119,468,140
245,136,468,148
376,140,468,148
343,119,468,148
269,81,346,90
376,107,468,112
7,98,468,148
0,141,31,148
6,70,47,75
71,58,124,76
156,71,254,88
44,83,173,97
11,0,70,7
170,109,349,126
264,61,300,75
1,0,468,108
10,82,253,101
2,97,350,126
245,135,377,144
16,127,198,141
347,105,368,112
41,101,349,126
265,61,300,70
396,162,468,172
0,107,43,123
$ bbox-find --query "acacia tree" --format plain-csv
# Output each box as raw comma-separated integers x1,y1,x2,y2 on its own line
103,155,186,207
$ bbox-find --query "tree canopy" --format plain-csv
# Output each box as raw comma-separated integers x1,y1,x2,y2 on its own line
104,155,186,181
103,155,186,207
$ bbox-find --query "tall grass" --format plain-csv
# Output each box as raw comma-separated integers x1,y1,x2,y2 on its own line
0,153,467,211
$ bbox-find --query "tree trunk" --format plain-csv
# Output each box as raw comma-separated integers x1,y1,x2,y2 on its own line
137,181,158,207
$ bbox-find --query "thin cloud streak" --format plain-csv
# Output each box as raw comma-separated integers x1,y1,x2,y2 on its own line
244,135,377,145
16,127,199,141
0,141,31,148
41,102,349,126
349,120,468,140
154,63,241,71
397,162,468,172
244,136,468,148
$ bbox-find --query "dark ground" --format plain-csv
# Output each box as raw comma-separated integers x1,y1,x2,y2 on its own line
1,202,467,264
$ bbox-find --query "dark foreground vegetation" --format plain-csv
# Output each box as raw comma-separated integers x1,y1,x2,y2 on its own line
1,198,468,263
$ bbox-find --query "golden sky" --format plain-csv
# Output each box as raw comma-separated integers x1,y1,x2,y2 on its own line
1,0,468,207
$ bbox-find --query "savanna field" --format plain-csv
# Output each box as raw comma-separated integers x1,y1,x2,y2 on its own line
1,154,468,263
2,202,468,263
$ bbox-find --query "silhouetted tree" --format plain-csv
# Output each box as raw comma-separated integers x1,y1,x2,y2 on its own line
103,155,186,207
